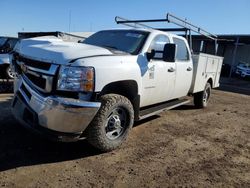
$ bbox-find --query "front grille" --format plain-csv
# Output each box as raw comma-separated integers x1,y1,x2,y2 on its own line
18,55,51,71
15,54,59,93
25,73,46,89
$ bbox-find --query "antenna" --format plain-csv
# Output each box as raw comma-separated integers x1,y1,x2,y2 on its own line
69,10,71,33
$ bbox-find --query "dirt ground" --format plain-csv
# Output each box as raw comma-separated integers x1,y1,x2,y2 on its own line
0,84,250,187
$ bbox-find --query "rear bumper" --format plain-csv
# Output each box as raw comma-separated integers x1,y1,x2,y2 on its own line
12,76,101,141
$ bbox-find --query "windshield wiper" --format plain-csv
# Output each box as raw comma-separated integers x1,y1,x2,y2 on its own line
101,45,118,50
101,45,129,54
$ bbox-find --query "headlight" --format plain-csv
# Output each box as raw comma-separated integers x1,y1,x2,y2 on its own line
57,66,94,92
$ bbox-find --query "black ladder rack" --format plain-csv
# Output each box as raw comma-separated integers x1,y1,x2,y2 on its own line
115,13,219,54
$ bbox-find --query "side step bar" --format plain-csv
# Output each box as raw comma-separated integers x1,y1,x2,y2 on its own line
139,98,190,120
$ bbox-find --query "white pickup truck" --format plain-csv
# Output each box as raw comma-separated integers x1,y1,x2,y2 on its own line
11,15,223,151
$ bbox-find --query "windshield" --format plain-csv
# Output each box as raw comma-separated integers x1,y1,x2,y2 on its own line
0,38,18,54
7,39,18,49
0,38,7,47
83,30,149,55
238,63,250,68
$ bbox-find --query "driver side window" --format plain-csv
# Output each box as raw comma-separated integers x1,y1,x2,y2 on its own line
148,35,170,60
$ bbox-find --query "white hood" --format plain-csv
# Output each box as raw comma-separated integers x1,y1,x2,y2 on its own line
16,37,113,64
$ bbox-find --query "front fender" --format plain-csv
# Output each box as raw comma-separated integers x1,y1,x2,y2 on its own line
72,55,143,95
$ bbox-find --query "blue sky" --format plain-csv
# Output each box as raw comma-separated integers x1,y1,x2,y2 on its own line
0,0,250,36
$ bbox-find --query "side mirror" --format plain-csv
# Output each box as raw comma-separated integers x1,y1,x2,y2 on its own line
146,49,155,61
163,43,176,62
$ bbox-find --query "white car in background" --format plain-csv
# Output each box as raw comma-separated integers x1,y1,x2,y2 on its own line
235,62,250,78
0,37,18,79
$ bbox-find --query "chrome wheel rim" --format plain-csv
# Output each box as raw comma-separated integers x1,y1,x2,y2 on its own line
7,67,16,79
105,107,127,140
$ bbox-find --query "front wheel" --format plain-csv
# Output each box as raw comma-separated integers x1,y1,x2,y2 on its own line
194,82,211,108
87,94,134,152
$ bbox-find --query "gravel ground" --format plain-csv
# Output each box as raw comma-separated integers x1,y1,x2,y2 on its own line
0,88,249,187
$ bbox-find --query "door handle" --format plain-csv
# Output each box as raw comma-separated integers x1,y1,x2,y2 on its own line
168,67,175,72
187,67,192,71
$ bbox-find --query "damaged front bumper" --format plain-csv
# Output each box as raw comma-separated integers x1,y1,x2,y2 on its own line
11,76,101,142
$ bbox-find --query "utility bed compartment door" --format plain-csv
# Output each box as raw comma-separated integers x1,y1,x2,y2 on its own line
206,58,218,73
190,53,223,94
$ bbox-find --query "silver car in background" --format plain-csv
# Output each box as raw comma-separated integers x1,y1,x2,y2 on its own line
0,37,18,79
235,62,250,78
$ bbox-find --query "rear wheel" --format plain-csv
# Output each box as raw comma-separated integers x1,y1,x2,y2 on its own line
87,94,134,152
194,82,211,108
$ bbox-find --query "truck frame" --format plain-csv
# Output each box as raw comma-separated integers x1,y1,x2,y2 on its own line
11,13,223,151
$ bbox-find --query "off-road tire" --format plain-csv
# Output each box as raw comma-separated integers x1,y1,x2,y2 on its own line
87,94,134,152
194,82,211,108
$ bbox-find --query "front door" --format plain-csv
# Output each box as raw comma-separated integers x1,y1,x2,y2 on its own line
139,34,176,107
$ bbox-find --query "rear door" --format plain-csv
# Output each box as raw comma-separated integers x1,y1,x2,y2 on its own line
171,37,193,99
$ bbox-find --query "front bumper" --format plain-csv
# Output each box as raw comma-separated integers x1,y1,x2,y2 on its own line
12,76,101,141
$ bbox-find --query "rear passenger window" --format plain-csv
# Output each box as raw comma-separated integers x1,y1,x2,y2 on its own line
149,35,170,59
173,38,190,61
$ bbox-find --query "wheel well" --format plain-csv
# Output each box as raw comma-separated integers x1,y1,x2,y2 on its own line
100,80,140,120
207,78,213,87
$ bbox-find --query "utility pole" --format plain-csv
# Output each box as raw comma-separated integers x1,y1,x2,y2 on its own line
69,10,71,33
229,37,240,78
90,22,93,32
